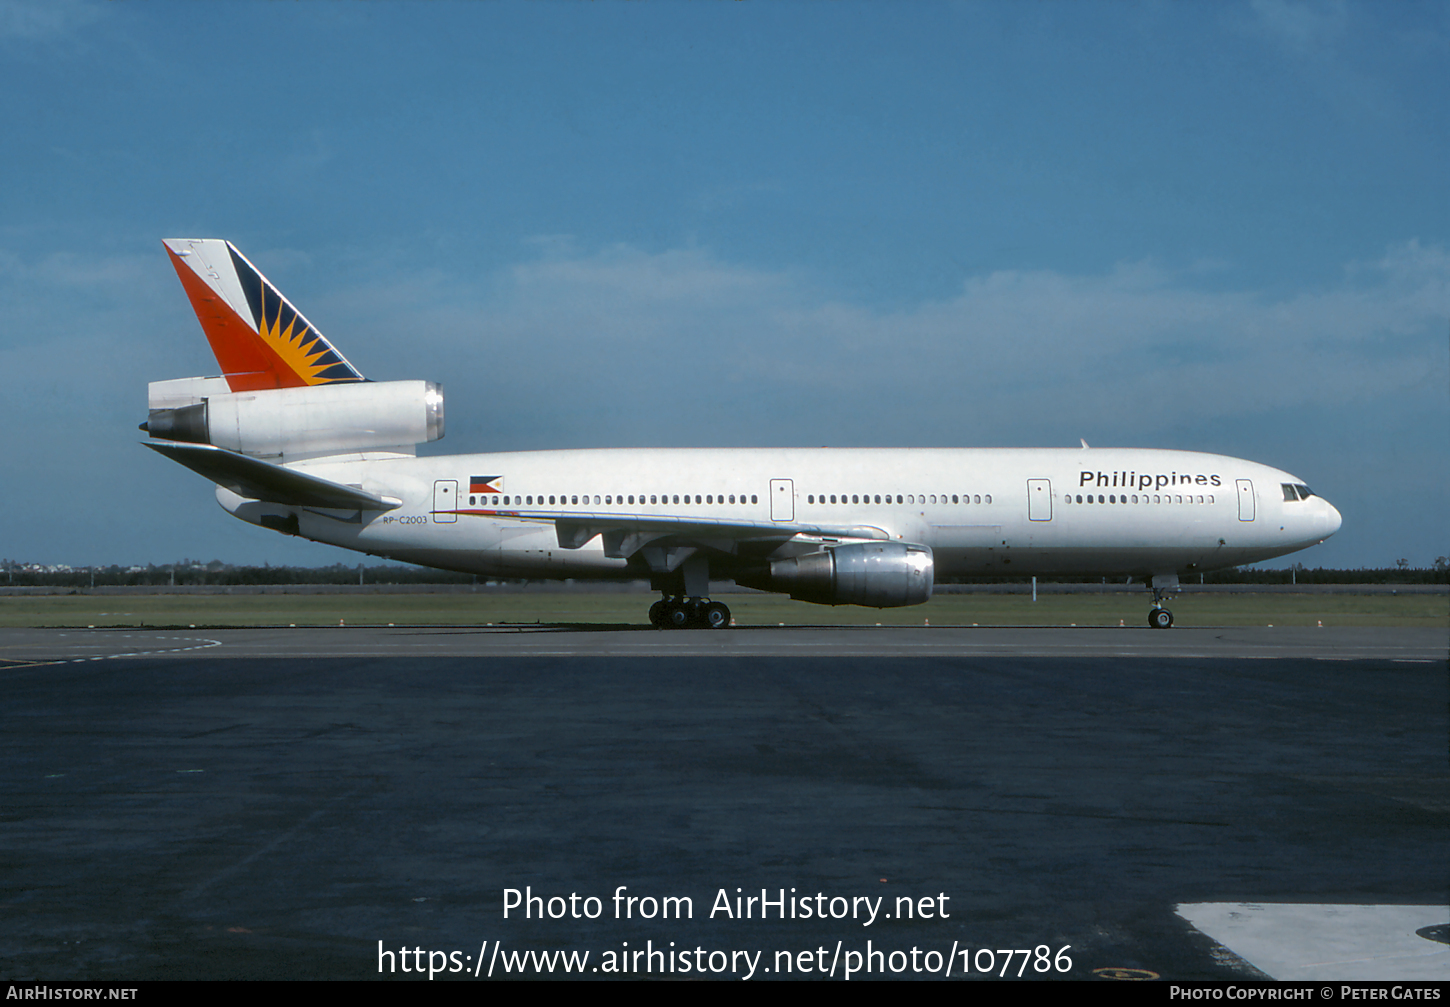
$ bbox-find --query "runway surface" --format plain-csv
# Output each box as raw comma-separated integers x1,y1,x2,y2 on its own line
2,624,1446,662
1,627,1445,981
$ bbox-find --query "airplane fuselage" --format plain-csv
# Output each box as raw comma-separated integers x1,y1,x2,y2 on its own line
220,446,1341,583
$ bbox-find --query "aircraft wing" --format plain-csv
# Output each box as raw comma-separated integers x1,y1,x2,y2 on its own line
145,440,400,511
449,506,891,558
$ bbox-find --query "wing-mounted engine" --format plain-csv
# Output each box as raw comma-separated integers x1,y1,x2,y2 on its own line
762,541,934,607
143,377,444,458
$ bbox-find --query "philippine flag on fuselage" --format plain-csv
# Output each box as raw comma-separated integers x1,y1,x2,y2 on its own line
470,476,503,494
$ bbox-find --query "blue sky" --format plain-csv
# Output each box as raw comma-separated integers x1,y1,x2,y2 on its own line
1,0,1445,569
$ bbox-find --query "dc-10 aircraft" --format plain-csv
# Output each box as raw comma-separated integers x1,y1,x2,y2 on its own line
143,239,1342,629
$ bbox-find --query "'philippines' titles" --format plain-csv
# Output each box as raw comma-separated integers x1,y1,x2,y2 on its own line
1080,470,1223,492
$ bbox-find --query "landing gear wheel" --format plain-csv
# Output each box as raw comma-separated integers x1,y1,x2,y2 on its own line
1149,607,1174,629
648,600,669,628
667,602,693,630
703,602,731,629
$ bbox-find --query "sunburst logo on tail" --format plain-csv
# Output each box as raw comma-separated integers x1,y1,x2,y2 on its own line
165,238,367,391
228,246,363,386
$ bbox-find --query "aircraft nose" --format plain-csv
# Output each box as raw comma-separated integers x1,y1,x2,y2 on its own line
1320,500,1343,538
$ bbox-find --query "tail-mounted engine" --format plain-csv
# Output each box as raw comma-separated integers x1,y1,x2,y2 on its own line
143,377,444,457
767,541,934,607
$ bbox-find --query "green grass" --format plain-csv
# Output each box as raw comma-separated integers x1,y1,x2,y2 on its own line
0,592,1443,628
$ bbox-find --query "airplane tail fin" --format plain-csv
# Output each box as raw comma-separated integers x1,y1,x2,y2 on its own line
163,239,365,391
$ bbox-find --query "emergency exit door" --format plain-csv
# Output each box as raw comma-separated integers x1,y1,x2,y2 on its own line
1027,479,1053,521
770,479,794,521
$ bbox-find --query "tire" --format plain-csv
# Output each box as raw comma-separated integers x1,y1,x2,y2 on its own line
704,602,730,629
667,603,692,630
648,600,668,628
1149,607,1174,629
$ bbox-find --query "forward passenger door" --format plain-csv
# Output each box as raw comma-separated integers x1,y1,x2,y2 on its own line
1237,479,1255,521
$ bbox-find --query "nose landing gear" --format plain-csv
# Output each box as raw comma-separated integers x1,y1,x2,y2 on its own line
649,596,731,629
1147,573,1179,629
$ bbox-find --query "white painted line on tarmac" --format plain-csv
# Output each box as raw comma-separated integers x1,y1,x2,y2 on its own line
1177,902,1449,981
63,634,225,662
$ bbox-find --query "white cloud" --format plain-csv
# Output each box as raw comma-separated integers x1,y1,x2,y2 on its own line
11,237,1440,453
1248,0,1349,56
1238,0,1416,125
508,243,792,306
395,237,1447,447
0,0,102,42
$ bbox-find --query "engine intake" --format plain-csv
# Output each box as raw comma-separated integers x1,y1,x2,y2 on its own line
144,379,444,457
768,541,934,607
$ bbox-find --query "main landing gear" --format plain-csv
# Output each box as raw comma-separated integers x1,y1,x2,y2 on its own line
649,596,731,630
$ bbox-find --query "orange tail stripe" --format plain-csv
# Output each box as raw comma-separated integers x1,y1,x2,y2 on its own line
166,247,309,392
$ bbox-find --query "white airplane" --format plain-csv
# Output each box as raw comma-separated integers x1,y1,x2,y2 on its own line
143,239,1342,629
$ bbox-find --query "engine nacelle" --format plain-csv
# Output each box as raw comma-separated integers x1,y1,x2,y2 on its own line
145,378,444,457
768,541,934,607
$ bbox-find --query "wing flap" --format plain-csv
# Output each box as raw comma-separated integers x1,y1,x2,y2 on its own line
545,513,890,555
145,440,398,511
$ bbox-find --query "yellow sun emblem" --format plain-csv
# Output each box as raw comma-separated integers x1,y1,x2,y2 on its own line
255,286,344,385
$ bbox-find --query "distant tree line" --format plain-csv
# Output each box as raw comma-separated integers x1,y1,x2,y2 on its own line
0,562,477,588
944,566,1448,586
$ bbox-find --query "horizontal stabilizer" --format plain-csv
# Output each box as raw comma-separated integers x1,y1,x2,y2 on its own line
144,440,398,511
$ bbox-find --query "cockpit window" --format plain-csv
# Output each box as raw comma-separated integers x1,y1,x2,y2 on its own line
1295,484,1313,499
1282,483,1298,502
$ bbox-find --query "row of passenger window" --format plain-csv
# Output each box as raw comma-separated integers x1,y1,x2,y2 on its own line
468,493,760,507
1064,493,1215,505
466,491,1215,509
806,493,992,505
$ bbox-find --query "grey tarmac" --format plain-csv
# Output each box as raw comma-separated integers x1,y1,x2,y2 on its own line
2,624,1446,662
0,627,1444,980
